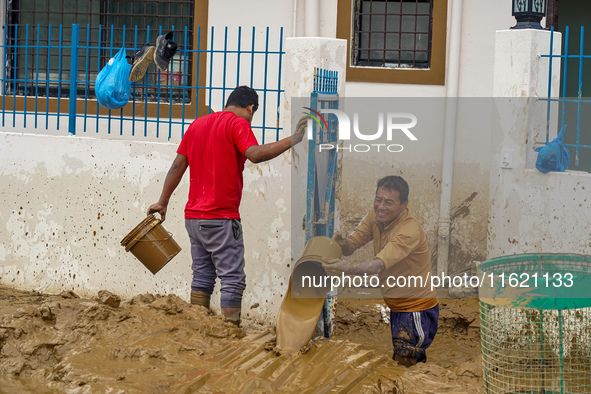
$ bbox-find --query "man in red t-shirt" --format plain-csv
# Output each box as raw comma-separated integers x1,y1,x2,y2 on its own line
148,86,306,326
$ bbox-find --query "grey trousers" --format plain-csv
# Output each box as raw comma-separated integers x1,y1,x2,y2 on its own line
185,219,245,308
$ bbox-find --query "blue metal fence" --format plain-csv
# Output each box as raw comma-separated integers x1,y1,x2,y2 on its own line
541,26,591,169
0,23,285,143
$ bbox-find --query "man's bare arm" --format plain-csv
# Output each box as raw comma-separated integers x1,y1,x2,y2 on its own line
347,259,386,276
244,115,309,163
321,258,385,277
147,153,189,221
244,136,294,163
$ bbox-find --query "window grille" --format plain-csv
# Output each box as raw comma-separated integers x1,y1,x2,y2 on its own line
352,0,433,69
4,0,194,103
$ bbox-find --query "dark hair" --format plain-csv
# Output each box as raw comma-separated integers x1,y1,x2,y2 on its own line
225,86,259,112
376,176,409,204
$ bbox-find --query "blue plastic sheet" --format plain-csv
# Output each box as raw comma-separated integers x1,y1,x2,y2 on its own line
95,47,131,110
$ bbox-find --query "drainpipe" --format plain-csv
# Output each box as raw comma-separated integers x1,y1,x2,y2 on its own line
437,0,464,276
304,0,320,37
0,5,5,83
293,0,298,37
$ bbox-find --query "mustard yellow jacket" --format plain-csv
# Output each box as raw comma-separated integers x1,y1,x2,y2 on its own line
347,208,438,312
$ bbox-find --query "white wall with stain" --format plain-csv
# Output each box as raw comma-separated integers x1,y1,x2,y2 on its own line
0,132,292,323
488,30,591,258
241,154,293,322
0,37,347,326
335,97,491,274
0,132,187,296
282,38,347,262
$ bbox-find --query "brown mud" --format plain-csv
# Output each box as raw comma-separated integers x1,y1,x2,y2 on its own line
334,297,484,393
0,285,483,393
275,265,327,350
276,236,342,350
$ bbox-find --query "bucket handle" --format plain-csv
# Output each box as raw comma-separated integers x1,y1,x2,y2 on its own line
137,232,175,242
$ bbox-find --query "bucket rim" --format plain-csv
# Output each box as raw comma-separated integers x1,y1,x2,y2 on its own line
480,252,591,272
121,214,161,251
300,236,342,259
293,255,327,270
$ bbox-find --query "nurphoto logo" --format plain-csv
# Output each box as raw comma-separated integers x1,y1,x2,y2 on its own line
303,107,418,153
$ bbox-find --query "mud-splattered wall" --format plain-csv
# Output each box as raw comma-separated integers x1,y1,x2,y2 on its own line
488,95,591,255
283,38,348,262
337,154,490,276
0,132,293,324
335,98,491,276
488,30,591,258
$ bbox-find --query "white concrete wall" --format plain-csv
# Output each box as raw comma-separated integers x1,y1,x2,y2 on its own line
335,97,491,274
282,37,347,261
208,0,338,39
0,131,292,324
488,29,591,257
0,2,347,326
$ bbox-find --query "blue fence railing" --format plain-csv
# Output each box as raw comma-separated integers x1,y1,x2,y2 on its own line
541,26,591,169
313,67,338,95
0,23,285,143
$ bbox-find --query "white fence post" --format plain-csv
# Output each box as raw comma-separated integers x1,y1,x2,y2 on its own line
281,37,346,260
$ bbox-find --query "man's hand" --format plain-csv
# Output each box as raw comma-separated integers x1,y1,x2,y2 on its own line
321,258,348,276
291,115,310,146
333,231,347,248
245,115,311,163
333,231,354,256
148,202,168,222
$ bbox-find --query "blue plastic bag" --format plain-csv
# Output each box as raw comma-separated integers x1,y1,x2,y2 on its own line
534,125,570,173
95,47,131,110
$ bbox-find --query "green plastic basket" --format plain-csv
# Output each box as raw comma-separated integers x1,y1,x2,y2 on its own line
479,253,591,394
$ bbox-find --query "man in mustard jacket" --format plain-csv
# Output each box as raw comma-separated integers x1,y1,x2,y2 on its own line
324,175,439,367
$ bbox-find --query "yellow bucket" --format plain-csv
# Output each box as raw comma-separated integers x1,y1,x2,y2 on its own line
120,214,182,275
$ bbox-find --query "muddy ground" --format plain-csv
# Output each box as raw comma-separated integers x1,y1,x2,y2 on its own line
0,285,483,393
333,297,483,393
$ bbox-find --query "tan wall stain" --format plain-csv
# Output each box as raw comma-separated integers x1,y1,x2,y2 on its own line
338,159,489,274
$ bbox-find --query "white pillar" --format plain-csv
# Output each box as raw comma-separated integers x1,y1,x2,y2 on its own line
492,29,562,171
487,29,562,257
281,37,346,260
493,30,560,97
304,0,320,37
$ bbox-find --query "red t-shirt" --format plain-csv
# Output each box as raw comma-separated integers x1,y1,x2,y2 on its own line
177,111,259,220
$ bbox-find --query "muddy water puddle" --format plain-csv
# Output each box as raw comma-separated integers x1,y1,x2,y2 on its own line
0,285,483,393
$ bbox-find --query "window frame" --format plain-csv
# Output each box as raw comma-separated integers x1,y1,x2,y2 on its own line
1,0,210,119
336,0,448,85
